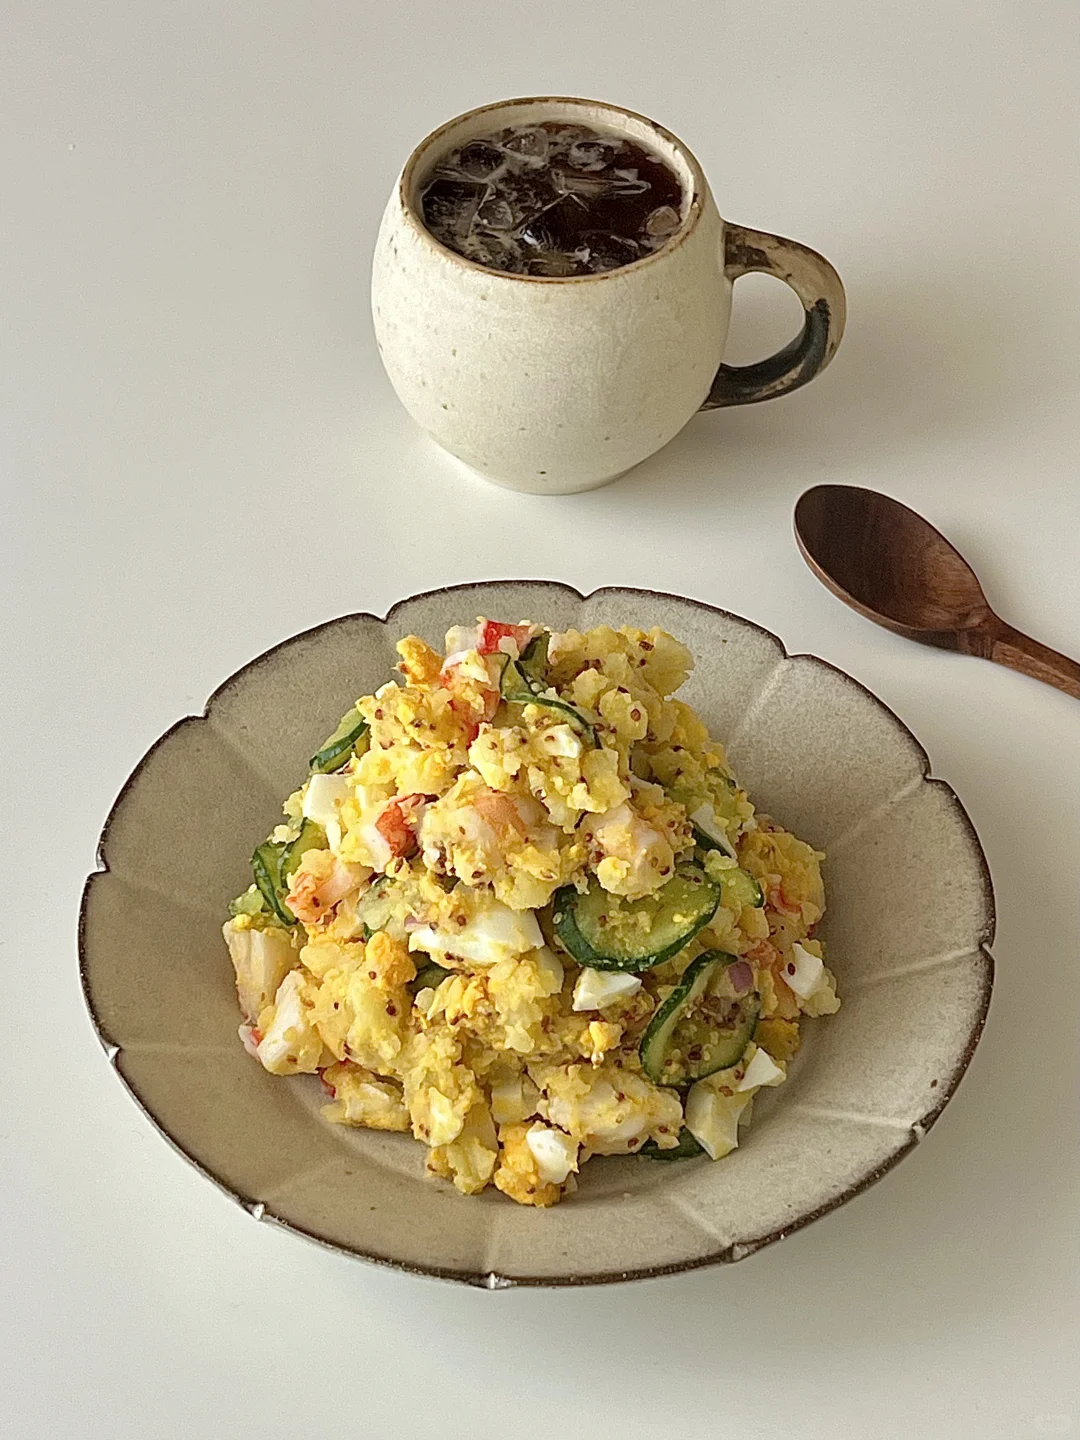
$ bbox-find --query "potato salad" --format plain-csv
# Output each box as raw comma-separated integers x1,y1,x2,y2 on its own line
224,619,840,1206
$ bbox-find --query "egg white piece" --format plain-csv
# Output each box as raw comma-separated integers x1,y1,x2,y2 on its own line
223,920,297,1023
685,1080,753,1160
737,1045,786,1091
525,1124,579,1184
302,772,350,851
785,942,826,999
572,968,642,1011
256,970,309,1069
539,724,583,759
409,900,544,966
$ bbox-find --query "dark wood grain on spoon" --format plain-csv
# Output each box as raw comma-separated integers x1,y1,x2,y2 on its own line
794,485,1080,700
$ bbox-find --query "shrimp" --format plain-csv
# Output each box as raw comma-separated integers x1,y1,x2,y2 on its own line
472,789,529,837
476,620,536,657
767,880,802,919
373,794,427,860
286,849,371,925
441,660,501,744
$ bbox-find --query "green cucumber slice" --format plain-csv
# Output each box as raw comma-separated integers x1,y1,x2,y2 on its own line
499,653,597,746
252,840,294,925
228,885,269,920
251,819,327,927
309,704,369,774
639,950,760,1087
552,865,720,972
699,861,763,910
412,960,451,992
518,632,549,688
641,1128,705,1161
721,866,763,909
673,776,742,858
691,820,736,858
281,818,327,884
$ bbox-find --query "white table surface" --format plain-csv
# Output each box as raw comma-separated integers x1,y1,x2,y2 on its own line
4,2,1079,1436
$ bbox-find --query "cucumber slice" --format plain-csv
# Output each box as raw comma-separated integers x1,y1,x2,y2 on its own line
552,865,720,972
723,867,763,909
673,777,742,859
691,820,736,859
228,885,269,920
499,654,597,746
412,960,451,992
252,840,295,925
251,819,327,927
518,632,549,687
281,818,327,884
641,1128,705,1161
640,950,760,1087
309,704,369,774
702,862,763,910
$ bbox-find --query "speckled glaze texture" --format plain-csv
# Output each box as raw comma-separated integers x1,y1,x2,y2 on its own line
80,584,994,1287
370,99,845,494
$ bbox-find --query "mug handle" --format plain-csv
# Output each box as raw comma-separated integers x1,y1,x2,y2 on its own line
701,224,847,409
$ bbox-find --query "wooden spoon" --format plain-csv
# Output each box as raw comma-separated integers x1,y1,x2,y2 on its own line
794,484,1080,699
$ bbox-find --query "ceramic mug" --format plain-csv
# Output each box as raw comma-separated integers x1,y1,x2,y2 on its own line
372,96,846,495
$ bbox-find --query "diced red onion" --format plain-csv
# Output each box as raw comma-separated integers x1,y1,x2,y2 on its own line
728,961,753,994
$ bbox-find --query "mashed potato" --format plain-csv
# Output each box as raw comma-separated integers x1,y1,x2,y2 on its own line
223,619,839,1204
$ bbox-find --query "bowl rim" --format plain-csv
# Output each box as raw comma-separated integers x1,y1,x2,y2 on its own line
79,580,995,1288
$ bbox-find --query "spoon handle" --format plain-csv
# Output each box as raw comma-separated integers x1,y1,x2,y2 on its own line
973,618,1080,700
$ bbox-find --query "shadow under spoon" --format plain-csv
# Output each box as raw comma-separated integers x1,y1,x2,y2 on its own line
794,484,1080,700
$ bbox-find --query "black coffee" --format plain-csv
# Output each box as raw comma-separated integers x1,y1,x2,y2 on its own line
419,122,684,277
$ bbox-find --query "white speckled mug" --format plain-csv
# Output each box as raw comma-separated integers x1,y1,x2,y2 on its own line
372,97,846,495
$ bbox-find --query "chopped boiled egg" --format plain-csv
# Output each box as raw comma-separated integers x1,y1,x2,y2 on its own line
572,967,642,1012
538,724,583,759
353,784,394,814
525,1123,579,1184
784,942,826,999
689,803,737,858
256,970,322,1073
302,772,351,851
534,946,565,995
490,1075,539,1125
353,815,393,870
684,1077,753,1160
444,623,483,657
736,1044,786,1091
409,899,544,966
222,919,296,1023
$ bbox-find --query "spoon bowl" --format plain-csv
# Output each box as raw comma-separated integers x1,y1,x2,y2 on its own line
794,484,1080,699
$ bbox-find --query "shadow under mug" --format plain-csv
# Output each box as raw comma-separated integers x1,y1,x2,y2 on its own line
372,96,846,495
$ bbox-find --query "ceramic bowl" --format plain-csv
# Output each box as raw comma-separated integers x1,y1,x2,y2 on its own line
80,583,994,1287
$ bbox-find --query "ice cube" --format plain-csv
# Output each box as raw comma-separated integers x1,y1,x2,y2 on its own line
610,167,651,195
520,193,585,251
644,205,681,238
568,138,621,172
421,177,486,242
461,231,525,272
456,140,505,179
552,167,612,199
497,173,559,231
526,250,584,277
550,124,595,151
476,196,515,230
501,126,549,164
583,232,640,272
